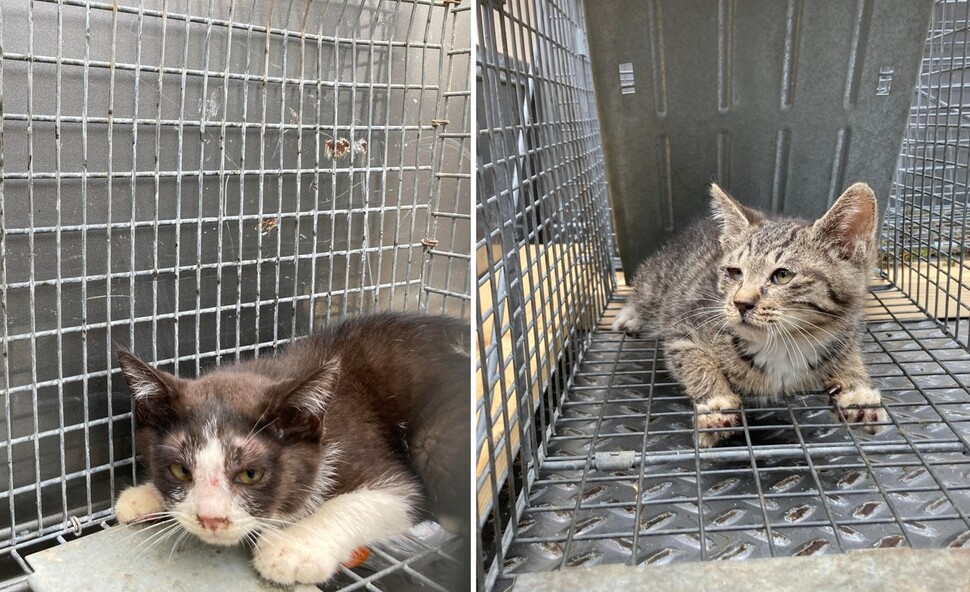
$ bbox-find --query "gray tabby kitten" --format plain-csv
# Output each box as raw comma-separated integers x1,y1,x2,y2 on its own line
613,183,886,447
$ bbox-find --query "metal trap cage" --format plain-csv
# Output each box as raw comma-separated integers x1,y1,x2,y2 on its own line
0,1,470,590
476,1,970,590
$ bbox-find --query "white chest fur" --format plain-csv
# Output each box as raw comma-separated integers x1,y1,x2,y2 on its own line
741,332,824,394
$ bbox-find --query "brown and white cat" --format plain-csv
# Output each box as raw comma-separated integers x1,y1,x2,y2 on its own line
113,312,469,585
613,182,887,447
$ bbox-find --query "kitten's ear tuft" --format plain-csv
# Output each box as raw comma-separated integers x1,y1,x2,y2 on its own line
268,359,341,442
117,351,182,429
813,182,877,262
709,183,761,246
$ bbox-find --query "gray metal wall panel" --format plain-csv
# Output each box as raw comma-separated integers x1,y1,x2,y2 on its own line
585,0,934,272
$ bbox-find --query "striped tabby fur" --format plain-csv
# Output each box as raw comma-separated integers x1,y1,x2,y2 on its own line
613,183,886,447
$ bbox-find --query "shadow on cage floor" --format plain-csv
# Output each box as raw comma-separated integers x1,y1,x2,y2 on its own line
499,286,970,588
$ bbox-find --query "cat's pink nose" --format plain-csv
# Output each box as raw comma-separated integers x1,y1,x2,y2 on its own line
198,515,230,531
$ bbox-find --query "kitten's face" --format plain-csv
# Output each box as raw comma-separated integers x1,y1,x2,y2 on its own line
710,183,876,338
118,355,340,546
717,220,848,333
149,411,278,545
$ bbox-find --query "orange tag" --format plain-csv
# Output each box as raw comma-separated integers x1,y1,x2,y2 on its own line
341,546,370,568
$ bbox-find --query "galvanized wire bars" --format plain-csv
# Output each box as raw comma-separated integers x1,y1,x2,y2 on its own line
884,0,970,349
478,1,970,590
0,1,470,589
475,0,615,588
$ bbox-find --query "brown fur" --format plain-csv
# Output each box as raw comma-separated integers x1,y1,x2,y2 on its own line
118,312,470,528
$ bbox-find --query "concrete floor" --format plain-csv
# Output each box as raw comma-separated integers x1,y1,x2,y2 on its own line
511,549,970,592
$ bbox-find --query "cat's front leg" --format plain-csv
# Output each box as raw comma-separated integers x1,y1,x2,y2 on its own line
826,350,888,434
253,483,416,585
115,483,165,524
666,339,743,448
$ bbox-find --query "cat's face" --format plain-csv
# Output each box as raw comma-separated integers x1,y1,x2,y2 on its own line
117,354,340,546
710,183,876,338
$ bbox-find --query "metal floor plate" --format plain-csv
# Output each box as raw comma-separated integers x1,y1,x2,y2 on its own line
24,521,464,592
25,524,313,592
500,290,970,588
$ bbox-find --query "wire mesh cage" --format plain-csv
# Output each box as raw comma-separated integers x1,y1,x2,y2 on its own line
475,0,615,587
0,1,470,590
477,1,970,590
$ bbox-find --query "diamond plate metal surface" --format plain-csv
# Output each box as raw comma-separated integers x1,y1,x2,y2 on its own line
500,292,970,588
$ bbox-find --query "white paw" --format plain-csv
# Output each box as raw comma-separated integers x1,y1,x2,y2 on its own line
253,534,344,585
115,483,165,524
695,398,742,448
611,305,645,334
830,385,888,434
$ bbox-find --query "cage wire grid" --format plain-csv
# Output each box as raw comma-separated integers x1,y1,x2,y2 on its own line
477,0,970,591
0,0,471,590
884,0,970,349
474,0,615,588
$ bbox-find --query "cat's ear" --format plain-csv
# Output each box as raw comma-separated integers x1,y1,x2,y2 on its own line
117,351,184,430
709,183,761,245
813,182,877,261
266,360,341,442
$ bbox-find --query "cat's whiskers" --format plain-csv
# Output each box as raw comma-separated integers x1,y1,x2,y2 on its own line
776,321,808,369
666,303,723,319
772,312,819,345
116,517,178,547
116,511,186,540
781,321,811,370
768,320,790,359
775,310,846,348
253,525,290,547
786,319,829,354
764,324,778,359
167,529,193,564
770,325,783,360
254,517,292,537
130,520,185,561
680,313,730,341
129,511,171,522
790,315,847,347
680,319,726,343
242,404,279,449
254,523,287,538
789,303,846,319
710,320,731,345
243,532,258,549
121,506,201,561
668,306,724,326
776,317,825,365
257,516,297,527
771,309,828,349
772,319,804,370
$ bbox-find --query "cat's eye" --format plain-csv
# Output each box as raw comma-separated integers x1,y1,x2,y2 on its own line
169,463,192,482
236,468,264,485
724,267,742,281
771,268,795,285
